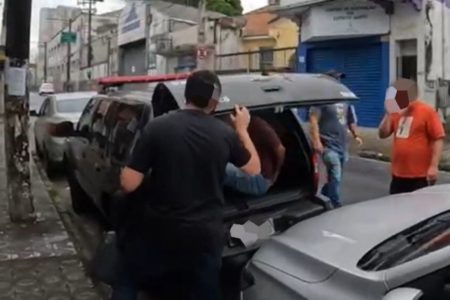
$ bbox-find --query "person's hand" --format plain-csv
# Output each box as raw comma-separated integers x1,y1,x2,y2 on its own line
355,136,363,146
230,105,251,133
313,140,324,154
427,165,439,185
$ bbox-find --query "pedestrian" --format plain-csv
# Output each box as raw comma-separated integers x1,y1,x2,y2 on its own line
309,70,362,208
113,70,261,300
379,79,445,194
223,116,286,196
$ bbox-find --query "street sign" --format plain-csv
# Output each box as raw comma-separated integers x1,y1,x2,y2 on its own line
61,32,76,44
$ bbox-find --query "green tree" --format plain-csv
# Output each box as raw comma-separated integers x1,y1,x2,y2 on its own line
169,0,243,16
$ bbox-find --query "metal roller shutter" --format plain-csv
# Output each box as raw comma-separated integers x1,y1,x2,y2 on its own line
307,43,384,127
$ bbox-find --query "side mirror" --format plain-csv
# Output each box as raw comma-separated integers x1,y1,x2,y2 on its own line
383,288,423,300
30,110,38,117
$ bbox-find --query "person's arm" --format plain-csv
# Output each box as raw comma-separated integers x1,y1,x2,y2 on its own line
230,105,261,176
120,124,155,193
309,108,323,153
378,114,394,139
426,111,446,183
347,105,363,145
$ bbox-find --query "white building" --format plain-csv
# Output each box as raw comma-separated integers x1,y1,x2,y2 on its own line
117,1,243,76
278,0,450,127
45,11,118,91
37,6,82,85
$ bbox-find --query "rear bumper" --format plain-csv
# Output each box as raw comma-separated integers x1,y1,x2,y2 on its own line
46,137,67,164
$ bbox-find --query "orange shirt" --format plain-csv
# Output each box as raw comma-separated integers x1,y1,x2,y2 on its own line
390,101,445,178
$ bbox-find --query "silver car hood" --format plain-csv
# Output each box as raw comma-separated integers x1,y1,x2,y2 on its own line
251,186,450,282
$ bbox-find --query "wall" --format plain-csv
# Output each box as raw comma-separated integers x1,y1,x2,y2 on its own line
117,1,146,46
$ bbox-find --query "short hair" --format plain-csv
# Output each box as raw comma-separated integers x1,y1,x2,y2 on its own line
185,70,222,108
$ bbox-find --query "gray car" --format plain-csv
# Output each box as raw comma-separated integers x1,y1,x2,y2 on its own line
244,185,450,300
33,91,96,177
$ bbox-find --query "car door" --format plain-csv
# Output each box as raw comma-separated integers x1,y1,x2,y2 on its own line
83,98,113,207
34,97,52,152
71,97,100,200
106,99,149,193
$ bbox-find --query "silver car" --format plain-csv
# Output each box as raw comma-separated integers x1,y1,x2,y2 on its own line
244,185,450,300
33,92,96,177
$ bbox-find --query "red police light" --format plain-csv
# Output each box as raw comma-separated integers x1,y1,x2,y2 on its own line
98,73,191,87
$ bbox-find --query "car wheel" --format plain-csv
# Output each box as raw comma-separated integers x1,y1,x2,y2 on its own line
42,149,57,179
34,138,42,158
67,169,92,214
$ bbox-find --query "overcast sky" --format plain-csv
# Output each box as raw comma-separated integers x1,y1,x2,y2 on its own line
29,0,267,47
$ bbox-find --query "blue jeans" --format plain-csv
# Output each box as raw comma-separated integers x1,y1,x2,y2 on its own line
223,163,272,196
111,236,222,300
321,150,346,208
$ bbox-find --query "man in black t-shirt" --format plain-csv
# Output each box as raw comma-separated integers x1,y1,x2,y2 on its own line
113,70,261,300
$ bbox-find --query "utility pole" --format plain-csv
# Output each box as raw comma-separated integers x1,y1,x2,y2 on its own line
4,0,36,222
106,36,111,76
88,0,93,68
196,0,208,70
44,42,48,82
66,18,73,91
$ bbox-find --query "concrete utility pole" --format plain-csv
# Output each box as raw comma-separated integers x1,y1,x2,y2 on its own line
196,0,208,70
66,18,73,91
88,0,93,68
4,0,36,222
43,42,48,82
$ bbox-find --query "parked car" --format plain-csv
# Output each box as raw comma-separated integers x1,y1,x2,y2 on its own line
244,185,450,300
63,73,358,299
39,82,55,95
33,91,97,177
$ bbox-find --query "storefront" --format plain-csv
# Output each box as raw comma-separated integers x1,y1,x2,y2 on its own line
297,0,390,127
117,2,147,76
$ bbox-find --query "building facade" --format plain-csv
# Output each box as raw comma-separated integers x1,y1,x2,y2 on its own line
44,10,118,91
237,8,299,72
279,0,450,127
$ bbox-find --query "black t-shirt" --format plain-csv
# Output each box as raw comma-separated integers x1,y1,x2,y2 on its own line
127,109,250,253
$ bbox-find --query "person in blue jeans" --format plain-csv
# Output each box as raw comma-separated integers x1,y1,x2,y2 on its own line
223,116,286,196
309,70,362,208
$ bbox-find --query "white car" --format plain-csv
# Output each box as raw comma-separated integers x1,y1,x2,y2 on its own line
39,83,55,95
244,185,450,300
33,92,96,177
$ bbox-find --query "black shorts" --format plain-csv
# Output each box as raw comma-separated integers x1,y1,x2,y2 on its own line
390,176,429,195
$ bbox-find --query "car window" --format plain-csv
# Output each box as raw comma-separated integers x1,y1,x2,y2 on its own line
358,211,450,271
91,99,112,150
109,101,146,162
39,98,49,115
78,98,98,137
56,98,91,113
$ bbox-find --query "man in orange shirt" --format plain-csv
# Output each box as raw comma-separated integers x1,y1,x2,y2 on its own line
379,80,445,194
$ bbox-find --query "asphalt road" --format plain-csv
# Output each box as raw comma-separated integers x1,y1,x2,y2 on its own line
338,156,450,205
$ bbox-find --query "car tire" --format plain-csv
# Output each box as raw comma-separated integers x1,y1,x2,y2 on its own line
34,138,41,157
67,169,92,214
42,149,57,179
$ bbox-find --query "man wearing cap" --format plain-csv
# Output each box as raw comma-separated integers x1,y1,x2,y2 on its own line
379,78,445,194
114,70,261,300
309,70,362,208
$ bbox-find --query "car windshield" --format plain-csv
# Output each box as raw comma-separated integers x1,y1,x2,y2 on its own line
57,98,90,113
357,211,450,271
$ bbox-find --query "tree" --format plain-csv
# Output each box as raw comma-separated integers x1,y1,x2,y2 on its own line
169,0,243,16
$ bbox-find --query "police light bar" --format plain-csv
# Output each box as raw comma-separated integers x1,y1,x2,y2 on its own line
98,73,191,87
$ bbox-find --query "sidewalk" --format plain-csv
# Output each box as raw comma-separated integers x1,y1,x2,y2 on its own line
0,121,102,299
350,127,450,171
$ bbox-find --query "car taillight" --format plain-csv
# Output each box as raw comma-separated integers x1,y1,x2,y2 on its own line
47,122,74,137
311,152,320,192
